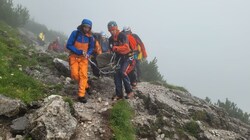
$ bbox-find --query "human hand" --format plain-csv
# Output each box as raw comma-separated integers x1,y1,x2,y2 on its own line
112,46,118,52
82,51,89,58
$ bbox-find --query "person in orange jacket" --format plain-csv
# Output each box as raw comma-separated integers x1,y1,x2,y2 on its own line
66,19,95,103
123,26,147,84
107,21,134,100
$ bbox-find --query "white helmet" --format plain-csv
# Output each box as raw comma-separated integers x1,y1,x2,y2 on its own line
100,31,106,37
123,26,131,32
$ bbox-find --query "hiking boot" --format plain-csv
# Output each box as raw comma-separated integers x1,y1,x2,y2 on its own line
86,88,92,95
78,96,87,103
125,92,134,99
112,95,123,101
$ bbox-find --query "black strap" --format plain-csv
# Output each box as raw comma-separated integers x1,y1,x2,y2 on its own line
72,30,93,50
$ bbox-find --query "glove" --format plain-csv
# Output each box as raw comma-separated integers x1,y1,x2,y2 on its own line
112,46,118,52
82,51,86,56
82,51,89,58
85,54,90,59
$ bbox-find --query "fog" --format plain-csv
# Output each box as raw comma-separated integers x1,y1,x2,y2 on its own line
13,0,250,112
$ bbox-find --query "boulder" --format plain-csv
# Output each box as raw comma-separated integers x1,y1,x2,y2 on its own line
10,116,29,134
53,58,70,77
0,95,26,117
28,95,77,140
73,102,93,122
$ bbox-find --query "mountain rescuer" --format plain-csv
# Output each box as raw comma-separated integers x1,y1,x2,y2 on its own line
99,31,110,53
123,26,147,84
66,19,94,103
38,31,45,46
107,21,134,100
122,26,138,88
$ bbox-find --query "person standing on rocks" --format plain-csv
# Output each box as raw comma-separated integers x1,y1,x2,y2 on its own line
123,26,147,87
37,31,45,46
66,19,95,103
107,21,134,100
99,31,110,53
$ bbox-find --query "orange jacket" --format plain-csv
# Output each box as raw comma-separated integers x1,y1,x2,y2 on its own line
109,31,131,55
94,40,102,55
132,33,147,58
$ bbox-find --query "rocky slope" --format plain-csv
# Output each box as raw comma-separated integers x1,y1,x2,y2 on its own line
0,26,250,140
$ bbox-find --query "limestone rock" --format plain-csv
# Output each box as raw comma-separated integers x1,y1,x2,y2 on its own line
0,95,26,117
28,95,77,140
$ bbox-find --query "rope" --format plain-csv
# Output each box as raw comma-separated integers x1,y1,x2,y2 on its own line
88,57,121,75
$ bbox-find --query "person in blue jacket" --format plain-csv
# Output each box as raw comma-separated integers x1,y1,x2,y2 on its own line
66,19,94,103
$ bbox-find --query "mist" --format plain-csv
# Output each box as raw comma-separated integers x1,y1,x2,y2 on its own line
13,0,250,112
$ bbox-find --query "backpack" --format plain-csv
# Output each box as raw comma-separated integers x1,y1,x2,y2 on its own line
127,34,140,59
127,34,138,52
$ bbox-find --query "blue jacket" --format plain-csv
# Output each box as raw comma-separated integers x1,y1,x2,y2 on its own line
66,29,94,56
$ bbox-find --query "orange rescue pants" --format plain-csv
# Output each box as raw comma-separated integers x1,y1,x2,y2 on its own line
69,55,89,97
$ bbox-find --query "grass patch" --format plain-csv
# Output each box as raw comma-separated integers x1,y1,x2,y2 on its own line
56,53,68,61
63,96,74,114
0,21,46,104
149,81,188,93
164,83,188,92
110,100,135,140
183,120,200,138
191,110,207,121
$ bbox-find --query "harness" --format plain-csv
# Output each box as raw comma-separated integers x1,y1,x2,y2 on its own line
72,31,121,75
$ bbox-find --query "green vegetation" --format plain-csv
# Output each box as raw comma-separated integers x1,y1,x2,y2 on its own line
110,100,135,140
140,58,188,92
0,21,46,103
216,98,250,124
191,110,207,121
205,96,212,104
140,58,164,82
1,0,67,45
163,83,188,92
204,97,250,124
64,97,74,114
0,0,29,27
183,120,200,138
23,20,67,44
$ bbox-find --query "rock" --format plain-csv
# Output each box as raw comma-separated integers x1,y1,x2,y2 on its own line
73,102,93,121
156,137,161,140
28,95,77,140
98,108,108,113
200,129,247,140
98,97,102,103
104,102,109,106
173,134,179,139
160,134,165,138
0,95,26,117
64,77,71,85
131,82,250,139
10,116,28,134
53,58,70,77
15,135,24,140
28,100,42,109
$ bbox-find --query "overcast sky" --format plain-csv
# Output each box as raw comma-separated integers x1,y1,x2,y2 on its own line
13,0,250,113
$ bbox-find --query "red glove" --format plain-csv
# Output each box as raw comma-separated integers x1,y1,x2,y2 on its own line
112,46,118,52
